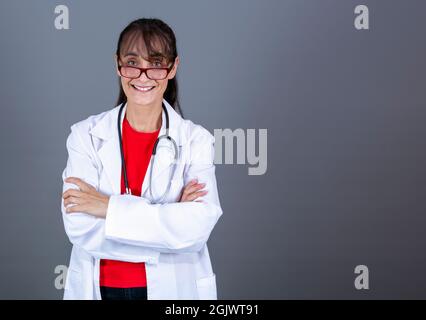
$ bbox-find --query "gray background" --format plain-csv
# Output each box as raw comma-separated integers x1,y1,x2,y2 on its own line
0,0,425,299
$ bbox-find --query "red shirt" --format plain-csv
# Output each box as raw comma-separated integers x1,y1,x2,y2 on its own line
99,114,160,288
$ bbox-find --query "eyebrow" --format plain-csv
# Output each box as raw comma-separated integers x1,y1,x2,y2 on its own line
123,52,140,58
124,51,165,58
123,52,167,63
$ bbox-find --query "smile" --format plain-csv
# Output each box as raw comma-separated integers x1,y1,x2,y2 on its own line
132,84,156,92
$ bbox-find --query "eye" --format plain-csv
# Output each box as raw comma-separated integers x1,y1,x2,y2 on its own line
126,60,137,66
151,60,163,67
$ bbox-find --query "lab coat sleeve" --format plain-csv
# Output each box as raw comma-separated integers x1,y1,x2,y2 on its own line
104,126,224,254
61,124,159,263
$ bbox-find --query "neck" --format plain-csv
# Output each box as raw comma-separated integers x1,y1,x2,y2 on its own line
125,100,162,132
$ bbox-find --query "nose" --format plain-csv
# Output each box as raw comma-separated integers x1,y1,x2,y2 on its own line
138,70,150,81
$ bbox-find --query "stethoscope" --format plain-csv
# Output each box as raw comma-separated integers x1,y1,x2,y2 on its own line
117,101,179,203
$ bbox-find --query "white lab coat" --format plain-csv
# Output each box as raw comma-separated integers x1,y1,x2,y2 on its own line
61,98,223,300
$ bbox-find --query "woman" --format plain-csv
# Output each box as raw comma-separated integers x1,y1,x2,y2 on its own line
61,18,223,300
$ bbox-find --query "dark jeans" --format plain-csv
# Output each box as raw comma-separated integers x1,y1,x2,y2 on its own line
100,286,148,300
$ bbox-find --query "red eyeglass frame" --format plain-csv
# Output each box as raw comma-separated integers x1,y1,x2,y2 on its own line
116,57,175,80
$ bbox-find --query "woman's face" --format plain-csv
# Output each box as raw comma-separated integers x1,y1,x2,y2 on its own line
115,49,179,107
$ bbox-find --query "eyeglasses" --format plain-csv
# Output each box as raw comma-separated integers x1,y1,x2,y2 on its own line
117,58,174,80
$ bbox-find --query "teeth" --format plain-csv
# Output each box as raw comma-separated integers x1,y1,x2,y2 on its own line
133,85,154,92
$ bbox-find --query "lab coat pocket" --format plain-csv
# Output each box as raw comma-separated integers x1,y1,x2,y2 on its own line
196,273,217,300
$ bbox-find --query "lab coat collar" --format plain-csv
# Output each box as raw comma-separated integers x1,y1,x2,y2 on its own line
88,98,185,196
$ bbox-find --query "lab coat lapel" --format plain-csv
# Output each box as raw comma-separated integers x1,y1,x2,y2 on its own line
90,104,123,195
141,101,183,198
89,99,183,197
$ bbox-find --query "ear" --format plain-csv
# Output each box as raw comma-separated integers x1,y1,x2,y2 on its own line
167,56,180,80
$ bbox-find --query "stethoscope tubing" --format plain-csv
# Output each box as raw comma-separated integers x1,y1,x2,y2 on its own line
117,101,179,202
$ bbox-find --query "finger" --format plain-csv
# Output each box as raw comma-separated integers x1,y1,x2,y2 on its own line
182,183,206,197
66,204,84,214
62,189,83,199
64,196,85,207
65,177,93,192
184,190,208,202
184,179,199,189
185,190,208,202
182,184,203,198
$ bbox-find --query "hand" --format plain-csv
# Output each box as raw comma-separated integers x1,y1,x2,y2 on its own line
62,177,110,219
179,179,208,203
